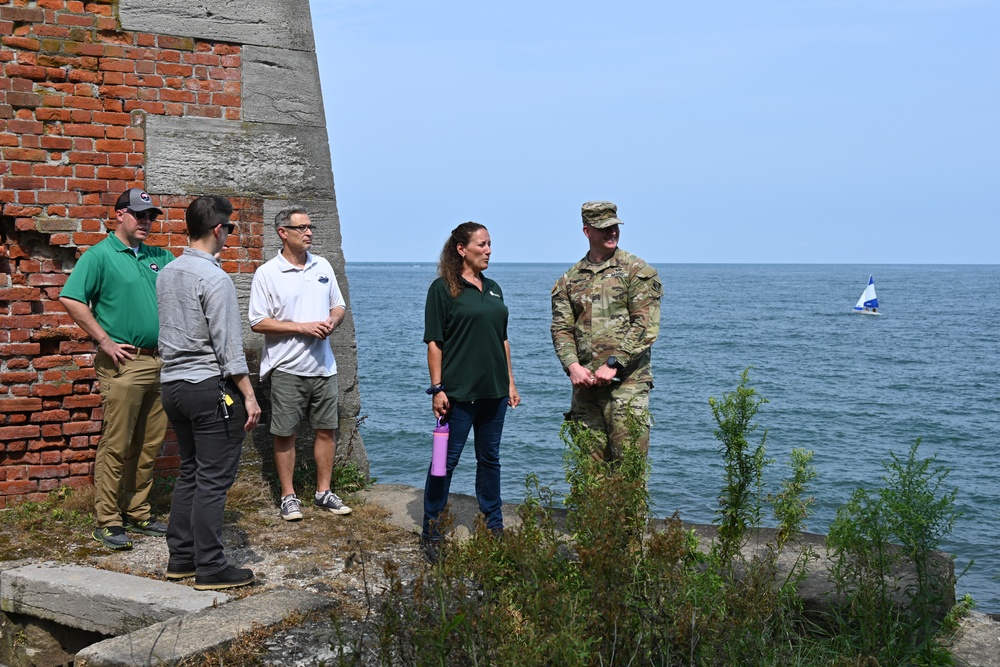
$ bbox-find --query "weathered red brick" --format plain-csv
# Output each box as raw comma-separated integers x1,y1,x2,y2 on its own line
156,62,192,77
6,69,46,84
94,139,133,153
157,35,194,51
40,136,74,150
0,7,46,23
0,398,43,412
62,420,100,435
0,480,38,495
35,107,71,122
32,354,75,369
0,287,42,301
39,453,62,469
91,110,131,125
71,231,108,245
31,409,71,423
63,95,103,110
27,464,70,479
7,118,44,134
0,314,41,329
68,151,108,164
0,425,41,440
3,147,48,162
62,123,105,138
56,13,94,27
31,382,72,397
0,342,41,356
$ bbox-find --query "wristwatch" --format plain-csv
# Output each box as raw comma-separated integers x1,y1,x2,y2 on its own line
606,356,618,369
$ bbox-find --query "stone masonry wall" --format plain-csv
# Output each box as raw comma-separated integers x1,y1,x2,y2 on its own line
0,0,366,508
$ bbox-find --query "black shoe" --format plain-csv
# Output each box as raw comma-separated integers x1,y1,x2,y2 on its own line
125,517,168,537
421,536,441,564
92,526,133,550
165,562,196,580
193,565,255,591
491,526,504,541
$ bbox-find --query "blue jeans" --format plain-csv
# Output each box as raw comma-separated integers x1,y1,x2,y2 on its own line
422,397,508,539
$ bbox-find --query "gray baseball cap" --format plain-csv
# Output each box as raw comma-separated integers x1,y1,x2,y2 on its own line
581,201,623,229
115,188,163,215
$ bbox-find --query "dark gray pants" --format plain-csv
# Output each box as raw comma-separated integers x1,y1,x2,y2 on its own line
162,377,245,576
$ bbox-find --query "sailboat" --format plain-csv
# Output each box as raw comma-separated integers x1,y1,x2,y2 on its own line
852,275,881,316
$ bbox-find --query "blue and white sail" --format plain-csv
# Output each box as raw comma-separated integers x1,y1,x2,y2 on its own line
853,275,879,313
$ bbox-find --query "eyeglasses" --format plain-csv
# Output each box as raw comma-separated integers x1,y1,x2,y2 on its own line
128,209,158,222
220,223,236,233
282,224,315,233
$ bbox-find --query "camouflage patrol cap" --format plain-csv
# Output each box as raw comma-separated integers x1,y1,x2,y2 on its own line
581,201,624,229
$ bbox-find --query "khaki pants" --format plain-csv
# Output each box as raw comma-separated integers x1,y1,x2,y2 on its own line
94,350,167,528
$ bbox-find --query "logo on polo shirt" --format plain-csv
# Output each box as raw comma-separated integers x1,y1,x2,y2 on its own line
318,274,330,284
149,263,160,272
489,290,501,298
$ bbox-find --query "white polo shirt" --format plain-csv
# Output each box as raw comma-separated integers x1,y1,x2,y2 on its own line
248,252,346,381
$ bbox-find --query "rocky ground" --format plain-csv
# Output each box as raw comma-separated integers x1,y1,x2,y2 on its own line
95,487,427,666
2,480,997,666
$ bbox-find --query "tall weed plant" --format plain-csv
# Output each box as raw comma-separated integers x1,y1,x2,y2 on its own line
827,439,962,665
346,372,961,667
709,367,772,563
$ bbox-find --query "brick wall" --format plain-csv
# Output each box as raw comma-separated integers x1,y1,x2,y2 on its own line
0,0,267,508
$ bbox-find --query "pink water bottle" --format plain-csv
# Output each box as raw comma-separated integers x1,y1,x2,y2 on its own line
431,418,449,477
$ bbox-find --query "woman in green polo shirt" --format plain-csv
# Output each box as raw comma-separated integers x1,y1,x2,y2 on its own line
421,222,521,561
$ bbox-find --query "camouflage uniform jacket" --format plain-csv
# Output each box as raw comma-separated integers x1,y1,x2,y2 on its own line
551,248,661,383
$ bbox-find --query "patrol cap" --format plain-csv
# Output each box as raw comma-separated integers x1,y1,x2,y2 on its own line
581,201,623,229
115,188,163,215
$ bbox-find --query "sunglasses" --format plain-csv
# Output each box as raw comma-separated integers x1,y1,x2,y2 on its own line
220,223,236,234
128,209,158,222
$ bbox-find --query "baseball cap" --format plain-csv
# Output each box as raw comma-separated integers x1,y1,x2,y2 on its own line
115,188,163,215
581,201,623,229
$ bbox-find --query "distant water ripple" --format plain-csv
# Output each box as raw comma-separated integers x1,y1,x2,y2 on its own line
348,263,1000,611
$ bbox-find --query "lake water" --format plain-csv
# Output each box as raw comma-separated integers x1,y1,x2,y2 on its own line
345,262,1000,611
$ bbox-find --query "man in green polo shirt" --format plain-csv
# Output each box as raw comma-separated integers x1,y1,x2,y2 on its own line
60,188,175,550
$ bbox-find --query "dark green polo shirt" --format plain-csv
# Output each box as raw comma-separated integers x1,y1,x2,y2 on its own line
60,234,174,349
424,276,509,403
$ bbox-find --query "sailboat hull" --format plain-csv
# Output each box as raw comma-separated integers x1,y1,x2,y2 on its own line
852,310,882,316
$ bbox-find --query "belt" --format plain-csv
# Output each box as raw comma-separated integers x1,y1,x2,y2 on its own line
133,347,160,357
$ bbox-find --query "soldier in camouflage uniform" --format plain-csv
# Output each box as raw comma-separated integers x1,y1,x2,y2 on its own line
551,201,661,460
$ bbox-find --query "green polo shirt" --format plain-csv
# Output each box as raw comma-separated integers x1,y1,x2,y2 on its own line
60,234,174,349
424,276,509,403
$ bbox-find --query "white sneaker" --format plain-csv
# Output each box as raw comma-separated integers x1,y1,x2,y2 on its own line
280,494,303,521
314,490,352,515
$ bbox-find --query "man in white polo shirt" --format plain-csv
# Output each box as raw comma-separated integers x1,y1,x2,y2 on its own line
248,206,351,520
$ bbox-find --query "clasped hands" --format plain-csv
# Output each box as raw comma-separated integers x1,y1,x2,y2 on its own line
568,362,617,387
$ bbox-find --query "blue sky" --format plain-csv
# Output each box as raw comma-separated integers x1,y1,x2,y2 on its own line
310,1,998,264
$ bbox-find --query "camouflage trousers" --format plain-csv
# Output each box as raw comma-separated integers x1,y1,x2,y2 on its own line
566,381,651,461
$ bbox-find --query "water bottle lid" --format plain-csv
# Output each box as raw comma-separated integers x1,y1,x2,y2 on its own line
435,417,450,431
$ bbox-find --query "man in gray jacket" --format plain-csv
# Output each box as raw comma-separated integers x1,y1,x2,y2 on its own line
156,195,261,591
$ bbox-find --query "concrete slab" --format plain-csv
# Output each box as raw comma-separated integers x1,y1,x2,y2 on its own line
0,562,227,635
118,0,316,51
144,116,335,200
947,611,1000,667
74,588,332,667
243,45,326,127
359,483,524,540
